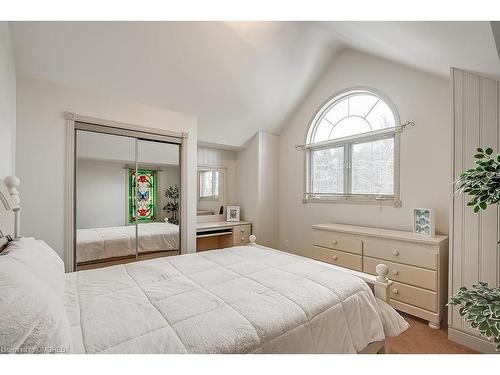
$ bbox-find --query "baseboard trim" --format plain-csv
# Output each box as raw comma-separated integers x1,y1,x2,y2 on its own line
448,327,497,353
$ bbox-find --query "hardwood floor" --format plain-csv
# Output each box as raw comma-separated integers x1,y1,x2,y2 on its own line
388,314,478,354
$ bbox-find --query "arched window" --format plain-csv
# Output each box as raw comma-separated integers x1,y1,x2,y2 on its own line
305,89,401,204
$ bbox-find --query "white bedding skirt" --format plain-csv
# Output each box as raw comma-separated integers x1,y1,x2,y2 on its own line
76,222,179,263
65,245,407,353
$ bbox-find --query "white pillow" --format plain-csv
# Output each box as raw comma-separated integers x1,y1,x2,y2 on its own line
3,237,65,302
0,256,71,353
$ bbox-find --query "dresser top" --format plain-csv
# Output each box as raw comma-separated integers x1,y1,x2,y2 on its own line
312,223,448,245
197,221,251,230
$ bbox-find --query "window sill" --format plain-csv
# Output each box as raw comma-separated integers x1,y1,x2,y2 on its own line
303,195,402,207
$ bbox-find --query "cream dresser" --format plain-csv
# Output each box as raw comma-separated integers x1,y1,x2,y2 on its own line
312,223,448,329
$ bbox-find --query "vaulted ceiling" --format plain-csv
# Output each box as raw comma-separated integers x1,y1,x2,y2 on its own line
320,21,500,80
10,22,342,147
9,21,500,147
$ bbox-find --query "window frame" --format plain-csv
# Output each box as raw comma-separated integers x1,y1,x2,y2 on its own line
303,88,402,207
198,170,220,201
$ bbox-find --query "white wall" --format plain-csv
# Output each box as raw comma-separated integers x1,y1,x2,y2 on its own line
278,49,450,256
76,160,128,229
16,77,197,261
0,23,16,236
448,68,499,353
236,134,259,227
197,140,279,246
0,23,16,179
257,132,279,248
235,132,279,247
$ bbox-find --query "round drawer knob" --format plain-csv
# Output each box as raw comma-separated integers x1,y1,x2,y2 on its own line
332,240,338,245
392,270,399,275
332,256,338,261
241,237,245,241
240,228,245,232
392,250,399,256
392,288,399,295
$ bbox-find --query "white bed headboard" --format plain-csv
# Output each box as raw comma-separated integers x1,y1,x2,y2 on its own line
0,176,21,243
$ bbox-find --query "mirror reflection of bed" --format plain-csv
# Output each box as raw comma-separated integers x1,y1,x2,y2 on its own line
75,129,181,270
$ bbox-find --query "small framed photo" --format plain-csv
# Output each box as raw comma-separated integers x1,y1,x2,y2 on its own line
413,208,435,236
226,206,240,222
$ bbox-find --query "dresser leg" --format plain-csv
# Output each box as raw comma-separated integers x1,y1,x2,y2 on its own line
428,321,440,330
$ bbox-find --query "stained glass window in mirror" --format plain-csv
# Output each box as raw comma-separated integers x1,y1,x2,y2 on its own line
129,169,157,223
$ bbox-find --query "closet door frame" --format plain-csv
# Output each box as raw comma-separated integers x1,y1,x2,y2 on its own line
66,112,186,272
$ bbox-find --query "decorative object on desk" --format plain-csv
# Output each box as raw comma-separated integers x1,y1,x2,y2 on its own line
449,147,500,350
163,184,180,225
226,206,240,222
412,208,434,236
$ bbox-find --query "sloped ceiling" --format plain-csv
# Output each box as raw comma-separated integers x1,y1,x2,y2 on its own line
9,21,500,147
320,21,500,80
10,21,342,147
492,21,500,60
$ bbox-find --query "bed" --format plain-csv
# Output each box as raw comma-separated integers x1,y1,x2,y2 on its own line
0,177,409,354
76,222,179,263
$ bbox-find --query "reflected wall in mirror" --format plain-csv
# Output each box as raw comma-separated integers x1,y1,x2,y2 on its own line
197,168,226,216
75,128,181,270
76,131,134,231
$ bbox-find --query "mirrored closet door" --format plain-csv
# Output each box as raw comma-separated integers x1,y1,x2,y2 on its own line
74,124,182,270
136,139,181,261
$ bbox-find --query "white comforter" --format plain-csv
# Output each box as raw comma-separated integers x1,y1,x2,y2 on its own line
76,222,179,263
65,245,407,353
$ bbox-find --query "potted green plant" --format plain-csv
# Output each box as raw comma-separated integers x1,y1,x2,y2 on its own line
448,147,500,350
163,185,180,225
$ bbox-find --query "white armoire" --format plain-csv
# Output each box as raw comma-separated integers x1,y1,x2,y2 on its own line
449,68,500,353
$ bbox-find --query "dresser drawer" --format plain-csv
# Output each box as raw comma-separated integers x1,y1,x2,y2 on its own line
390,282,437,312
311,246,362,271
312,229,362,255
363,237,438,270
233,224,251,246
363,256,437,291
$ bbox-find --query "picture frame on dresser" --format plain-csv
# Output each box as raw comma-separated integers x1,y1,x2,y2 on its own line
226,206,240,222
413,208,435,236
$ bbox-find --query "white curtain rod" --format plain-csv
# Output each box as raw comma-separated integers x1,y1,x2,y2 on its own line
295,121,415,150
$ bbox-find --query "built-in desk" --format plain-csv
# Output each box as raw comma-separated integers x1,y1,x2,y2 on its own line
196,221,252,251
